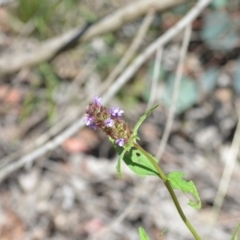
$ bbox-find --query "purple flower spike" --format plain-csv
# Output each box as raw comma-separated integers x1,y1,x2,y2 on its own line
110,107,124,118
105,118,114,127
115,138,125,147
85,99,133,143
94,96,101,105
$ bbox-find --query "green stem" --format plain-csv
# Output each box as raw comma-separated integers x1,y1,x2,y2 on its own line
134,143,201,240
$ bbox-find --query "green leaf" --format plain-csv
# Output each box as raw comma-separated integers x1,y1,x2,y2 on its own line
201,11,238,51
133,105,158,136
231,223,240,240
171,2,192,15
167,172,201,209
138,227,150,240
211,0,228,9
112,106,159,177
112,144,159,177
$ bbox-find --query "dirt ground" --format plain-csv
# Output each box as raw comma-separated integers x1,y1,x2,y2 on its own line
0,0,240,239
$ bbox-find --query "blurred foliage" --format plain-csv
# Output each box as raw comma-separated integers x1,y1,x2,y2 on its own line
200,68,219,95
20,63,59,122
96,53,119,74
160,68,219,113
162,74,198,114
211,0,240,9
211,0,228,9
171,2,193,15
21,90,41,122
39,63,59,121
18,0,42,22
78,5,98,22
231,223,240,240
103,33,118,46
18,0,59,36
233,57,240,95
12,0,96,37
201,11,239,51
6,0,240,119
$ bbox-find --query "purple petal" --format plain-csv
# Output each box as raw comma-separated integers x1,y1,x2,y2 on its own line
89,123,97,130
83,116,94,126
110,107,124,118
105,118,114,127
94,96,101,105
115,138,125,147
83,116,97,130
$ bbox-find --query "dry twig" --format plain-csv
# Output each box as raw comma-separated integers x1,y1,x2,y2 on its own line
101,0,211,103
0,9,155,168
0,0,186,75
146,46,163,110
211,113,240,223
156,24,192,161
0,0,212,183
99,9,155,94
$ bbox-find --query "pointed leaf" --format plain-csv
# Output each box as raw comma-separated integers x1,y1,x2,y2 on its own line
167,171,201,209
138,227,150,240
112,144,159,177
133,105,158,136
231,223,240,240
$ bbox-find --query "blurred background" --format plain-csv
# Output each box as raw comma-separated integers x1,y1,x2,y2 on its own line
0,0,240,239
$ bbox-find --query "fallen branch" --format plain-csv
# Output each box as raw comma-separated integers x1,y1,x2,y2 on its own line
0,0,186,75
0,0,212,183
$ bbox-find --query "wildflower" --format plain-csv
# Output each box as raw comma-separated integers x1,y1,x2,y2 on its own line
115,138,125,147
110,107,124,118
83,116,97,130
83,116,94,126
84,97,133,147
105,118,114,127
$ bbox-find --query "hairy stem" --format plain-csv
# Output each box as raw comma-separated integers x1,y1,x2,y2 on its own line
134,143,201,240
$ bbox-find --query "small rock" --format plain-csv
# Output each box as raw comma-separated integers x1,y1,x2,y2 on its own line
194,126,222,149
214,89,232,103
217,73,231,87
37,178,55,199
18,169,40,192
